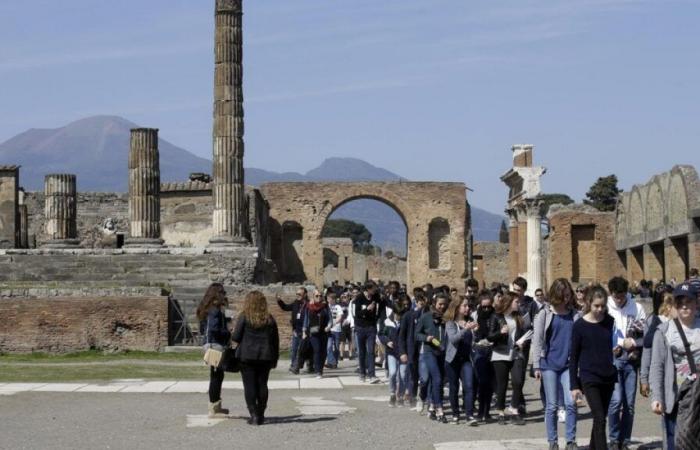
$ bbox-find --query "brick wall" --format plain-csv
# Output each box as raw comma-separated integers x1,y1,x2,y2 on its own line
473,241,509,288
0,296,168,353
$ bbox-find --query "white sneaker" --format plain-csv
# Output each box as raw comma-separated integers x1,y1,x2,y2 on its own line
316,375,323,379
558,408,566,423
414,399,424,414
506,406,518,416
368,377,381,384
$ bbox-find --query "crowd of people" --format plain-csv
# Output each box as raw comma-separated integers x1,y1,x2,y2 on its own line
197,270,700,450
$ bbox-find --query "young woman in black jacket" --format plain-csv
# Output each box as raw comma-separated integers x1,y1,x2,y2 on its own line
487,292,529,426
232,291,280,425
303,289,331,378
196,283,231,419
472,291,496,422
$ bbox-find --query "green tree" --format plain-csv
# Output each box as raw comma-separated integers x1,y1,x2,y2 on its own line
321,219,372,246
537,193,575,217
584,175,622,211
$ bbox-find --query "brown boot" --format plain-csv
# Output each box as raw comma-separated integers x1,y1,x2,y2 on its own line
208,400,229,418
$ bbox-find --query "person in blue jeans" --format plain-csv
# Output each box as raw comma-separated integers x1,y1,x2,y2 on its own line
303,290,330,378
276,288,308,374
416,293,449,423
472,291,496,422
532,278,580,450
325,292,343,369
380,294,411,406
444,295,478,425
606,277,647,450
355,282,380,383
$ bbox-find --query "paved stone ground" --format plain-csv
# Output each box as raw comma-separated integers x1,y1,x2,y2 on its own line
0,361,663,450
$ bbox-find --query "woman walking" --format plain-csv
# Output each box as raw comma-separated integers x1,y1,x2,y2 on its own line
569,285,617,450
416,293,449,422
303,290,330,379
444,295,478,425
197,283,231,419
472,291,495,423
232,291,280,425
488,292,529,425
380,294,411,407
649,283,699,450
533,279,580,450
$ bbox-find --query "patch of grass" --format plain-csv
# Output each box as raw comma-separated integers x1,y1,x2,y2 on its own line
0,350,202,364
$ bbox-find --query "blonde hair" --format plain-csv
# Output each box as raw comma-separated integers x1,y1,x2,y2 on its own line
659,292,675,318
241,290,271,328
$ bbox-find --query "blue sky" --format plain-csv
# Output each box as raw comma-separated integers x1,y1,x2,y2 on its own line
1,0,699,214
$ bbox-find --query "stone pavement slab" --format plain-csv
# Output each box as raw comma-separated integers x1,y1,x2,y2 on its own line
221,381,244,390
121,381,176,393
268,380,299,390
0,383,46,392
165,382,210,394
34,383,88,392
435,437,661,449
299,377,342,389
76,384,127,393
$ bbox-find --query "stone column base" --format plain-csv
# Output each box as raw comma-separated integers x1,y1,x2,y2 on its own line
124,238,164,248
208,235,248,247
41,239,81,249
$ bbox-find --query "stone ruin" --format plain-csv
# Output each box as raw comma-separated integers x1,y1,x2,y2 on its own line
0,0,473,353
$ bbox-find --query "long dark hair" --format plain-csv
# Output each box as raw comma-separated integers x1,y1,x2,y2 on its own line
196,283,227,321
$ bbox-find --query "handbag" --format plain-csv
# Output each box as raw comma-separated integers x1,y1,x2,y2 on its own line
203,343,225,368
220,347,240,373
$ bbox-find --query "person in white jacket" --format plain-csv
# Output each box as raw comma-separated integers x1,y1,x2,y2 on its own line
606,276,647,450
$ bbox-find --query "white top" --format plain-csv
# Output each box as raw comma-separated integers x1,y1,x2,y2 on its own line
329,304,344,333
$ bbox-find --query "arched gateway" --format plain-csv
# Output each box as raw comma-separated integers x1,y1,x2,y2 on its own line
261,182,470,289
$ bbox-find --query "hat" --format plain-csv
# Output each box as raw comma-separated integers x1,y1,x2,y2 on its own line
673,283,698,300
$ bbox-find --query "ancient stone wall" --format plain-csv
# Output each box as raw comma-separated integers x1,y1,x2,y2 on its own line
547,204,625,285
0,296,168,353
24,185,270,257
473,241,509,288
0,166,19,248
615,165,700,282
261,182,469,289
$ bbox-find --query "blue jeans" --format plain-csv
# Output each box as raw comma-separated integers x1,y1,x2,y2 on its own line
662,407,677,450
290,332,301,369
472,347,494,418
326,331,341,366
309,333,328,375
542,368,576,443
355,326,376,378
608,360,638,445
418,352,430,402
445,357,474,417
423,350,445,408
387,354,406,396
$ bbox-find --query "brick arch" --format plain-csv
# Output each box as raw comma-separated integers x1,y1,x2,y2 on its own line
645,178,665,232
628,186,645,237
667,168,690,234
261,182,468,289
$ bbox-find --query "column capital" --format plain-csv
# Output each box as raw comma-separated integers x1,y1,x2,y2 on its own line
216,0,242,13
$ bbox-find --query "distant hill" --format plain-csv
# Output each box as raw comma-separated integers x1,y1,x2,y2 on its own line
0,115,504,249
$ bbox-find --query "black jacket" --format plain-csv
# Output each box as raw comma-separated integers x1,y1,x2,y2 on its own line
232,315,280,367
486,313,530,356
354,292,379,329
303,305,330,335
415,311,447,356
398,308,422,359
277,298,306,333
204,307,231,346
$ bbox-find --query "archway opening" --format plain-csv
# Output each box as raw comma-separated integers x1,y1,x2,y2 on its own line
320,198,407,287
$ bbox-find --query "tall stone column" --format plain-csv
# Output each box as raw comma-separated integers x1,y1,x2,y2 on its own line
525,200,543,293
17,189,28,249
507,211,519,280
43,174,79,248
125,128,163,247
210,0,248,247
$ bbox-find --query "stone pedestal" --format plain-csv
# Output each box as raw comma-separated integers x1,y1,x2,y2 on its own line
43,174,80,248
525,200,543,293
210,0,248,248
125,128,164,248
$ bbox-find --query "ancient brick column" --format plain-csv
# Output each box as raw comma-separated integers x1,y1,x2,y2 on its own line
43,174,80,248
210,0,248,247
125,128,163,248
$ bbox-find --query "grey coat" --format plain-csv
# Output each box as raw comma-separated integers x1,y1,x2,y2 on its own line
531,305,581,370
445,320,474,364
649,321,682,414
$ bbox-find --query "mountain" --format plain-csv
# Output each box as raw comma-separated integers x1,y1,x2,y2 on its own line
0,116,211,192
0,115,504,249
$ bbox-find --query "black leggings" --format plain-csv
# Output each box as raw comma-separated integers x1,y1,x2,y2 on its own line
583,382,615,450
240,362,273,415
209,366,225,403
492,359,525,412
